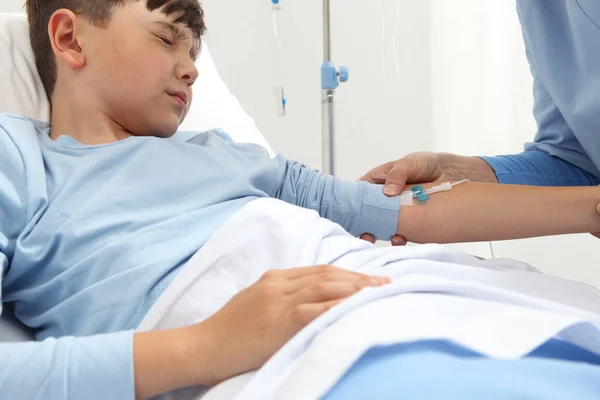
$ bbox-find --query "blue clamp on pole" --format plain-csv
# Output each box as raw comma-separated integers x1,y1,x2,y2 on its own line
321,62,350,90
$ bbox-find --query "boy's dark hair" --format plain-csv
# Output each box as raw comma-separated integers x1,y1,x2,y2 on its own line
26,0,206,100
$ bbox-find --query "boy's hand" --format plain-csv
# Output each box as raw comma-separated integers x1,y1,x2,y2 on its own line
195,265,390,385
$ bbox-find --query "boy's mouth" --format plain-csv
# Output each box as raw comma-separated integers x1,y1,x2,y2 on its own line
168,91,189,108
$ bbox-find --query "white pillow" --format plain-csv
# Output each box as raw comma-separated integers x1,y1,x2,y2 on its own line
0,12,274,155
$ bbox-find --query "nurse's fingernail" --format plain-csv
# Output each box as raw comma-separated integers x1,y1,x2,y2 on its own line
384,185,399,196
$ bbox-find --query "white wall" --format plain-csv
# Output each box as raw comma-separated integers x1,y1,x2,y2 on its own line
331,0,434,181
430,0,536,157
2,0,25,13
202,0,323,168
203,0,434,175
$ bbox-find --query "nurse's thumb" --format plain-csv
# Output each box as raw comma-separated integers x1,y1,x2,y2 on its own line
383,163,409,196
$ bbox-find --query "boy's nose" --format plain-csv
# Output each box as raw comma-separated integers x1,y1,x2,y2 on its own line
179,61,199,86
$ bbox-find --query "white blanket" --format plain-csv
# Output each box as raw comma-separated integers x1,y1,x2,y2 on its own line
138,198,600,400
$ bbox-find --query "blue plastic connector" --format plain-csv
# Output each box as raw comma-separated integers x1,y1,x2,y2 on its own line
410,184,430,202
417,193,430,202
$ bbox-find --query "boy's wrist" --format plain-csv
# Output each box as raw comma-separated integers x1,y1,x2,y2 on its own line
176,323,221,387
133,325,220,398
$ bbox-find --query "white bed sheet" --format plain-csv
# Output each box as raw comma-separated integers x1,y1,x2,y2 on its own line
140,198,600,400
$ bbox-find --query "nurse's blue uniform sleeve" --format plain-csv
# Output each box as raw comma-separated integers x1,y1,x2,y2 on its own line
479,1,600,186
479,151,600,187
270,156,400,240
0,126,135,400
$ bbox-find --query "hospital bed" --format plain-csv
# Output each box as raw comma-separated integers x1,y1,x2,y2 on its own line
0,12,275,344
5,11,600,400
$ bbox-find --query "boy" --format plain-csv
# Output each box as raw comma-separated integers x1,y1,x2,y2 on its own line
2,0,600,398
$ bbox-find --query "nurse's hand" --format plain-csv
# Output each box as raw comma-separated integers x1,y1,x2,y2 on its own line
195,265,391,385
361,152,498,196
359,152,498,245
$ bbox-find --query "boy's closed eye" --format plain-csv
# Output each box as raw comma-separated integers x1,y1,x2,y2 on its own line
156,34,174,46
152,22,199,61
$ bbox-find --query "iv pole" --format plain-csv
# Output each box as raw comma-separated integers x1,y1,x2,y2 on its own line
271,0,348,175
321,0,348,176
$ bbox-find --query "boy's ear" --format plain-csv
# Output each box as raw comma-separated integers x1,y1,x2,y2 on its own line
48,9,86,70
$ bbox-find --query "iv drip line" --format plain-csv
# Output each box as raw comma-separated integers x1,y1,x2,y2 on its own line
271,0,287,116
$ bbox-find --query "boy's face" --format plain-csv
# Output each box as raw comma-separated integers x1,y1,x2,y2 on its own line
77,1,199,138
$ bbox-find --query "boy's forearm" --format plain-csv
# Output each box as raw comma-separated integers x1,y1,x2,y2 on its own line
134,325,216,399
397,183,600,244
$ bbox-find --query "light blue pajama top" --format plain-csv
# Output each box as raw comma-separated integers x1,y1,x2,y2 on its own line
0,114,400,399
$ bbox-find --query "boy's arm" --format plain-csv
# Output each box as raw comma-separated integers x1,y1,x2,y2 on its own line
0,324,206,399
0,122,136,399
270,157,600,243
271,157,400,240
398,182,600,243
0,330,137,399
